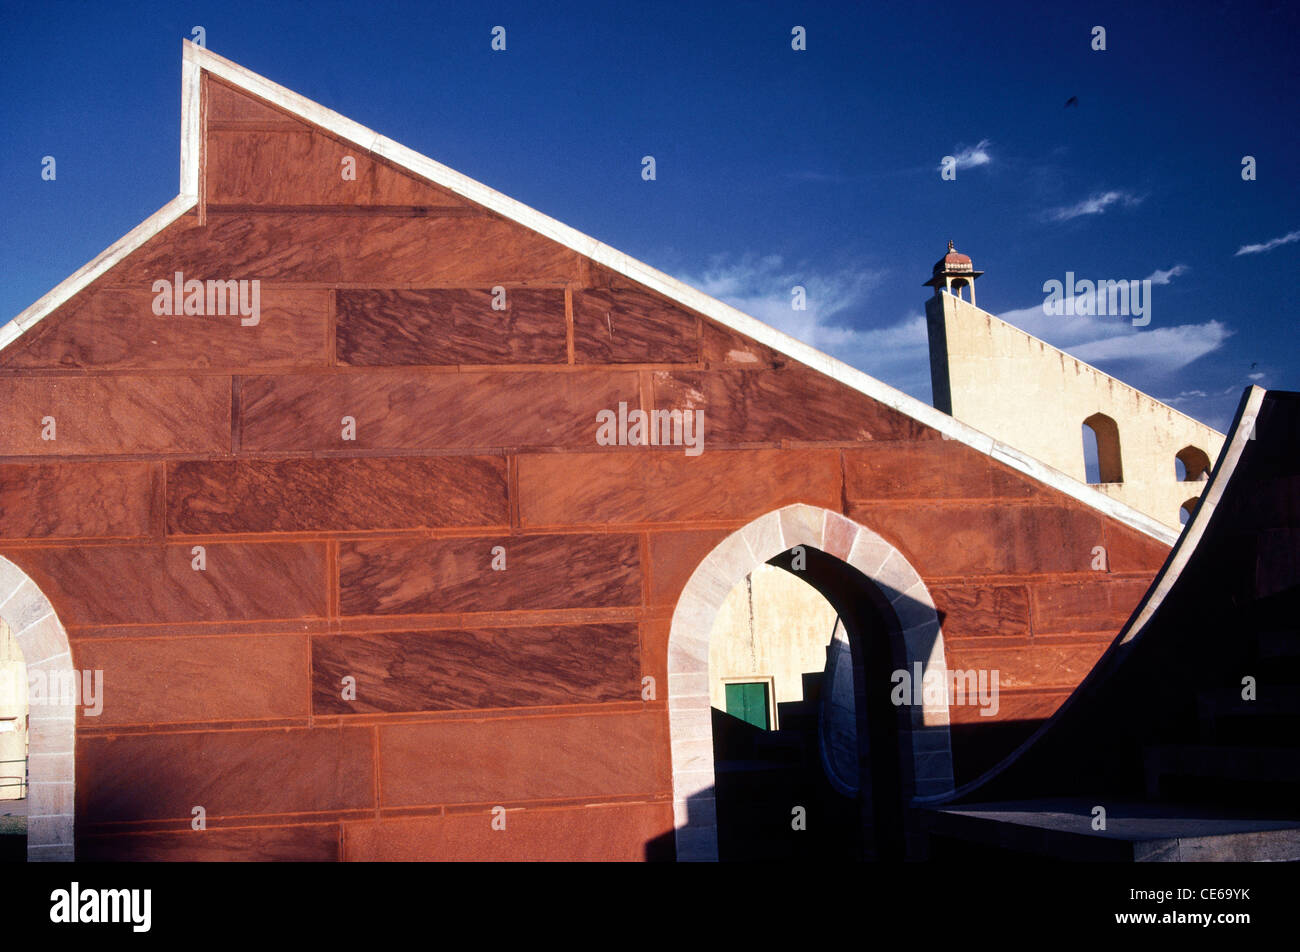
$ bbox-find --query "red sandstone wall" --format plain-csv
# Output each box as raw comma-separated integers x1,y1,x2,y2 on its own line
0,74,1171,860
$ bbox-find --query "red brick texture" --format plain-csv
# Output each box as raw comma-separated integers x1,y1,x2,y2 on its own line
0,75,1170,860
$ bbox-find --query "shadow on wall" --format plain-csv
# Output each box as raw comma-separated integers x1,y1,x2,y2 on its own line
710,686,864,861
644,718,1069,864
650,542,1060,861
643,786,712,862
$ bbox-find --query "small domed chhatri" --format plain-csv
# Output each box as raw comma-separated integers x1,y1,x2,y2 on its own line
924,239,984,305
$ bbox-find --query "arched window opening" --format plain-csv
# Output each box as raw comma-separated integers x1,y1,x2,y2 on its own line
1082,413,1124,484
1175,445,1211,483
1179,498,1200,526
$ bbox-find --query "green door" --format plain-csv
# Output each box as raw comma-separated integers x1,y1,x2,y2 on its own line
725,681,771,730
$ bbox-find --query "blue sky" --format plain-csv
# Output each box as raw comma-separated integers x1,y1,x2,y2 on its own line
2,0,1296,431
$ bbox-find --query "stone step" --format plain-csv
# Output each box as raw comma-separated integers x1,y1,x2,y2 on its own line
1144,744,1300,798
1256,628,1300,660
1195,687,1300,741
1197,686,1300,714
922,798,1300,862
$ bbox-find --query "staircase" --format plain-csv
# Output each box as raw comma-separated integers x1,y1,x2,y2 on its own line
1145,605,1300,810
714,672,862,861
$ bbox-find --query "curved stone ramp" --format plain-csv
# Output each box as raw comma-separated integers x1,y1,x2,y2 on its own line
918,387,1300,860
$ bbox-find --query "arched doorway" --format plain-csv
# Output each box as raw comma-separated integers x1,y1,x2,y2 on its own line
706,561,860,860
0,556,76,861
667,505,954,861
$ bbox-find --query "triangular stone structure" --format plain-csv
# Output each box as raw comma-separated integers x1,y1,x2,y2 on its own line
0,43,1185,862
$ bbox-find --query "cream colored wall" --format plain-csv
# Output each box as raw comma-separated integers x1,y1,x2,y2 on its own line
926,292,1226,531
708,564,840,715
0,617,28,800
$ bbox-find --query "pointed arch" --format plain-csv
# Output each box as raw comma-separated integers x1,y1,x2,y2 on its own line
1083,412,1124,484
0,557,75,861
666,504,954,861
1175,445,1212,482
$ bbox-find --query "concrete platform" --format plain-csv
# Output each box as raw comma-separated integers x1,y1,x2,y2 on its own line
921,798,1300,861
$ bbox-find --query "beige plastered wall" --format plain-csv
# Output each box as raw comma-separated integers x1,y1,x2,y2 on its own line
708,564,840,714
926,292,1226,531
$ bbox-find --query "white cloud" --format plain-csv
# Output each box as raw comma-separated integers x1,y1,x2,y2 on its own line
1067,321,1232,371
1147,264,1188,285
997,263,1230,374
1046,190,1142,221
1159,386,1245,432
673,254,1229,417
1234,229,1300,256
677,255,932,396
940,139,992,173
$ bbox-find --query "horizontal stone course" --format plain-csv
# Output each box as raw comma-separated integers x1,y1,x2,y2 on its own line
0,461,153,539
1030,578,1150,634
79,823,342,861
0,288,328,371
343,801,674,861
378,712,669,807
656,367,938,445
239,369,640,452
73,634,310,725
850,502,1105,577
4,542,327,625
311,623,640,714
573,288,699,364
207,125,467,208
337,288,566,366
167,456,508,533
106,212,578,286
518,448,843,527
78,726,375,823
930,583,1032,638
339,532,639,615
0,375,229,456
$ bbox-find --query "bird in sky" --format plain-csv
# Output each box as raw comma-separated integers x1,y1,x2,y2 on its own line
1065,96,1079,107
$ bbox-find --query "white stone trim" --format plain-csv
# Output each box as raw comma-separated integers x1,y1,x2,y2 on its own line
0,41,1177,546
666,505,954,861
180,46,201,201
0,194,195,353
0,556,75,861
